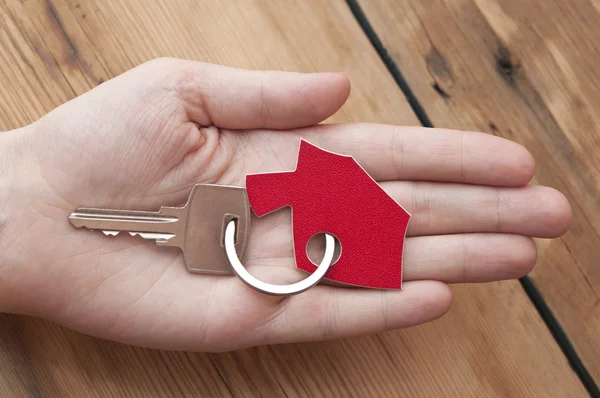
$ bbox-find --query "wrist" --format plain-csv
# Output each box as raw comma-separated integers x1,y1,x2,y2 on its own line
0,127,38,313
0,123,87,318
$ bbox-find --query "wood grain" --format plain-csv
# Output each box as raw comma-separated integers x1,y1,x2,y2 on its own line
0,0,587,396
358,0,600,386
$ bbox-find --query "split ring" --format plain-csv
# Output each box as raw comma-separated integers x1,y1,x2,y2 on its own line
224,219,334,296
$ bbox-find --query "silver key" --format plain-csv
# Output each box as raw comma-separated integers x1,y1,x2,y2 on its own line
69,184,251,274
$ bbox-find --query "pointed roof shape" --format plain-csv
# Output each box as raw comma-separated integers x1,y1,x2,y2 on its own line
246,139,410,289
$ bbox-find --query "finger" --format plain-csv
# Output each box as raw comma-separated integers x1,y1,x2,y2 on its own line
381,182,572,238
258,281,451,345
146,58,351,129
402,233,537,283
300,123,535,186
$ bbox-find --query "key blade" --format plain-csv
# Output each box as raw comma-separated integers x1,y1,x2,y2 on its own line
69,207,183,235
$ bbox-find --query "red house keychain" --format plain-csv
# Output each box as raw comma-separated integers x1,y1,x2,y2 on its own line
243,139,410,291
69,139,411,297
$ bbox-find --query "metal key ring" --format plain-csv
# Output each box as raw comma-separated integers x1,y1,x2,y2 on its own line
224,219,335,296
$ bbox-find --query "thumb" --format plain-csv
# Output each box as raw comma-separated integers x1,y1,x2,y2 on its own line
143,58,351,130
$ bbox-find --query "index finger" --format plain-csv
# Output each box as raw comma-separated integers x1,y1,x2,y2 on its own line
301,123,535,187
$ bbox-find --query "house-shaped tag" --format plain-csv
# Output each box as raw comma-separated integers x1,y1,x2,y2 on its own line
246,140,410,289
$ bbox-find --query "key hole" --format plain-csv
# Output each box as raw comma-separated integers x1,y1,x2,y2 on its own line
306,232,342,266
222,215,239,247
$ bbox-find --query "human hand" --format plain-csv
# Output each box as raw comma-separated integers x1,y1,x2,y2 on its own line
0,58,571,351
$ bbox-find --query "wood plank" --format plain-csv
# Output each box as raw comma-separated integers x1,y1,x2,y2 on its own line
359,0,600,386
0,0,586,396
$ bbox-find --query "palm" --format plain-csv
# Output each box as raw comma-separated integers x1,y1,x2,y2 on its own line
10,59,571,351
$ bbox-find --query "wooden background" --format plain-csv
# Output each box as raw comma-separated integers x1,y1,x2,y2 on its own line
0,0,597,396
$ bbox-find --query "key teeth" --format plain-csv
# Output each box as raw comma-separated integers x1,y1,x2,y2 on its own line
102,231,120,236
125,232,176,244
138,232,176,241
